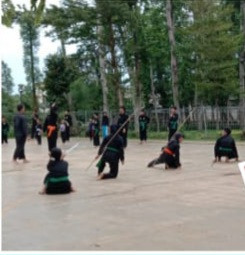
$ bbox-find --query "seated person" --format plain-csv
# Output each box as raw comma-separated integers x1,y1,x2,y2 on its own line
214,128,239,163
147,133,184,169
39,147,75,194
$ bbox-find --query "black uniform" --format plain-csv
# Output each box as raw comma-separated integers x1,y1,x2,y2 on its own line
35,124,42,145
148,139,181,169
214,135,238,160
97,133,124,179
168,113,178,141
64,113,72,141
31,113,39,139
43,111,58,151
139,115,150,141
13,113,28,160
44,160,72,194
93,118,100,146
117,113,129,148
2,122,9,144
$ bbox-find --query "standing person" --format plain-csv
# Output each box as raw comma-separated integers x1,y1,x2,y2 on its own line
64,111,73,142
139,110,150,144
102,112,109,138
168,106,179,141
92,113,100,147
60,119,67,144
13,104,29,163
31,109,39,139
43,104,58,152
214,128,239,163
117,106,129,148
147,133,183,169
39,147,75,195
2,116,10,144
86,118,94,142
96,125,125,180
35,119,42,145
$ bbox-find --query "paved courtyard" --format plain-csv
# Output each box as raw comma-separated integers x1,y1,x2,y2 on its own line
2,138,245,251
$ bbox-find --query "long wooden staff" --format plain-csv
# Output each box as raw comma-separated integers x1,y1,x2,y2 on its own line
85,112,135,171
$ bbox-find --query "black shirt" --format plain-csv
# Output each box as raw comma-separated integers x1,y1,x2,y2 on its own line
13,113,28,137
139,115,150,131
2,122,9,135
168,113,178,130
43,112,58,132
64,114,73,127
117,113,129,132
215,135,238,158
102,116,109,126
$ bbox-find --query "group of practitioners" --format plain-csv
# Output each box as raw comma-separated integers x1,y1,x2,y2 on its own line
3,103,240,195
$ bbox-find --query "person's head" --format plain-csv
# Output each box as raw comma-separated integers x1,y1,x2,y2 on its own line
119,106,126,114
110,125,118,135
2,116,6,122
93,113,98,119
223,128,231,136
175,133,184,143
36,118,41,124
50,147,62,161
170,106,177,115
103,112,107,116
17,104,25,113
50,103,57,114
65,110,69,115
34,108,38,113
140,109,145,116
61,119,65,124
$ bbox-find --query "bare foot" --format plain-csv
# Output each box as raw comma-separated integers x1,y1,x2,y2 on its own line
97,173,104,180
71,187,76,192
38,191,45,195
23,159,30,163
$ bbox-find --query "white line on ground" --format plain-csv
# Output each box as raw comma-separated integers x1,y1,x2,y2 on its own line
65,142,81,154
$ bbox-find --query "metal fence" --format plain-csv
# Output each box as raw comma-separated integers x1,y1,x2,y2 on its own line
3,106,245,135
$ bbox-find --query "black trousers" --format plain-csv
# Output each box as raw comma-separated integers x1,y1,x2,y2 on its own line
48,132,58,151
215,151,237,160
66,126,70,141
98,159,119,179
61,132,66,143
140,129,147,141
31,125,35,139
13,135,26,160
120,132,128,148
148,153,179,169
93,133,100,146
168,129,177,141
36,135,42,145
2,134,8,144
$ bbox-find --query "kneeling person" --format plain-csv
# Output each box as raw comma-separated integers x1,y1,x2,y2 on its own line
40,148,75,194
148,133,183,169
96,125,124,180
214,128,239,163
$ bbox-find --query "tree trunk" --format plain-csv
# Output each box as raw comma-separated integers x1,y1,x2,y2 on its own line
240,0,245,131
97,25,109,113
108,21,124,106
150,63,160,132
166,0,180,112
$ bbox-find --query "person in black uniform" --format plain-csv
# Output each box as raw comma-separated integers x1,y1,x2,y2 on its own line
168,106,179,141
147,133,183,169
102,112,109,138
43,104,58,152
13,104,29,163
31,109,39,139
39,147,75,194
117,106,129,148
92,113,100,147
214,128,239,163
139,110,150,144
64,110,73,142
35,118,42,145
2,116,9,144
96,125,125,180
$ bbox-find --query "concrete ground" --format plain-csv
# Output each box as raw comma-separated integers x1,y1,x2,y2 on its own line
2,138,245,251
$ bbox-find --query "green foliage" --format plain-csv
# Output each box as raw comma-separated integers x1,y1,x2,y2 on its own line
2,0,15,27
1,61,14,94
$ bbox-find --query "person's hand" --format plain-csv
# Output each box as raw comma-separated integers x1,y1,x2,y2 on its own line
122,128,126,134
121,160,125,165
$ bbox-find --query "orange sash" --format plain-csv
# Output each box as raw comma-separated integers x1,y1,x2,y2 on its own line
164,147,174,156
47,125,56,138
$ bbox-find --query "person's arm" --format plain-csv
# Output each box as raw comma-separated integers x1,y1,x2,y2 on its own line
232,139,239,159
175,145,181,166
119,137,125,162
214,138,220,158
22,116,28,137
98,136,109,156
43,117,48,133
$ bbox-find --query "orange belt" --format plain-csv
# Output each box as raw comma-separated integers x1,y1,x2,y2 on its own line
164,147,174,156
47,125,56,138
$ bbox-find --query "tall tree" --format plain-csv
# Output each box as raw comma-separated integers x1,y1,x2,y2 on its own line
1,61,14,94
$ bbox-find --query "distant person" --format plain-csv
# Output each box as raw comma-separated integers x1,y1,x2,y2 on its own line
96,125,125,180
31,109,39,139
214,128,239,163
60,119,67,144
102,112,109,138
2,116,10,144
148,133,183,169
39,147,75,195
43,103,58,151
92,113,100,147
35,118,42,145
13,104,29,163
138,110,150,144
117,106,129,148
86,118,94,141
168,106,178,141
64,110,73,142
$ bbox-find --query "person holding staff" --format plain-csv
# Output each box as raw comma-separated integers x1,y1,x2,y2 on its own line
168,106,178,141
117,106,129,148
